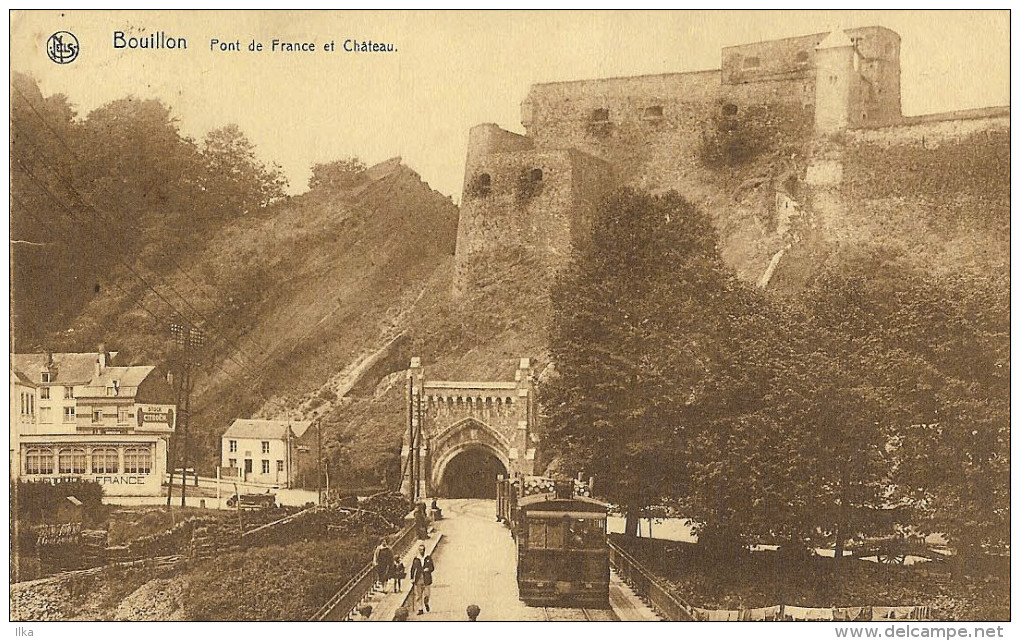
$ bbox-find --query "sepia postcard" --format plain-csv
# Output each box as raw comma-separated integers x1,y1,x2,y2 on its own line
8,9,1011,632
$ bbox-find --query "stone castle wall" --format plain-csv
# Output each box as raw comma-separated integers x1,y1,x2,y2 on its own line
456,135,611,289
453,26,1004,293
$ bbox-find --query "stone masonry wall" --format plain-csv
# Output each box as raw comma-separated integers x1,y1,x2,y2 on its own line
456,146,610,290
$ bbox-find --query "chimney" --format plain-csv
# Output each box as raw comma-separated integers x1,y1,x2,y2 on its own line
95,343,107,378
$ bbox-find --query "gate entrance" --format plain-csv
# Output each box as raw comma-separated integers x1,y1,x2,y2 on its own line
439,447,508,498
400,357,540,499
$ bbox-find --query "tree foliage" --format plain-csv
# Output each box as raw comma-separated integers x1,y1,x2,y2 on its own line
543,188,1008,565
542,188,738,527
10,74,288,347
308,157,367,192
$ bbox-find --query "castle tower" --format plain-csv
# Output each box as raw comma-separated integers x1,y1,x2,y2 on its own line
813,29,857,134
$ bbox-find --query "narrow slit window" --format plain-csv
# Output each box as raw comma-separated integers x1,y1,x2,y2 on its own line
591,108,609,122
643,105,664,119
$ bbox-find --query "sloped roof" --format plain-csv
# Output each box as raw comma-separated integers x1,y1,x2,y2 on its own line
12,369,38,388
223,419,313,441
86,366,155,389
12,352,117,385
816,29,854,50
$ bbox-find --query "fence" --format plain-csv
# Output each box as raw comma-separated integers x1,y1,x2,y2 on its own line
310,520,417,621
608,541,696,621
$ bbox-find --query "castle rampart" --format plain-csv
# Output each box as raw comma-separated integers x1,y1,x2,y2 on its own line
454,26,1006,294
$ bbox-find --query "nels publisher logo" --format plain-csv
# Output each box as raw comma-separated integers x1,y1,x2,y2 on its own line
46,31,79,64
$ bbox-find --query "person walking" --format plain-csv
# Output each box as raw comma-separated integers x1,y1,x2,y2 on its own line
414,502,429,540
373,536,394,590
409,543,435,615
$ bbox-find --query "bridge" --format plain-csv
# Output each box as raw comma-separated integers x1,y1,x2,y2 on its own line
399,358,540,500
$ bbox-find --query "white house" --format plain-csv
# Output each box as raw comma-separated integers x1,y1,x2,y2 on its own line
220,419,312,488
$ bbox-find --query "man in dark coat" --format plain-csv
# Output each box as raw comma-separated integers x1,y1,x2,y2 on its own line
373,537,393,589
409,543,435,615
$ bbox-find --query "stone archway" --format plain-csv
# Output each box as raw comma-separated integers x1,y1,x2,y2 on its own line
434,444,509,498
400,358,540,499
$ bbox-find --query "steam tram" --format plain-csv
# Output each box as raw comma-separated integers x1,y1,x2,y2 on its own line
496,476,610,608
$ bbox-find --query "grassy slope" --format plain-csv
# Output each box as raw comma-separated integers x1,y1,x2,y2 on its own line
53,160,459,470
46,127,1009,484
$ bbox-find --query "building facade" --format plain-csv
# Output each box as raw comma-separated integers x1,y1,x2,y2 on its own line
220,419,311,488
11,349,176,496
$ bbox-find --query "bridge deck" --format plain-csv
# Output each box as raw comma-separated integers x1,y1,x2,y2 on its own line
369,498,655,621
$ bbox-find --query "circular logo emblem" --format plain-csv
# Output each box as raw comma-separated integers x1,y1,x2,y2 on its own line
46,31,79,64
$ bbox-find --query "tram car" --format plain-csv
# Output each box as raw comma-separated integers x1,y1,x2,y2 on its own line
496,475,610,608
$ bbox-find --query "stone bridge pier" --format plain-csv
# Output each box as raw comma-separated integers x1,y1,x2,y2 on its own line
400,357,539,500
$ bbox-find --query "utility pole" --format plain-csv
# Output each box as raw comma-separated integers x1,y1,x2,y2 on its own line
170,319,204,508
316,418,323,504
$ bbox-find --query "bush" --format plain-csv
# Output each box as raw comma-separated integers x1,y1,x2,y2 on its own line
12,480,107,526
182,537,377,620
308,158,368,192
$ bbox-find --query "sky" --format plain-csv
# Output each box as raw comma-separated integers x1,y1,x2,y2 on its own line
10,10,1011,200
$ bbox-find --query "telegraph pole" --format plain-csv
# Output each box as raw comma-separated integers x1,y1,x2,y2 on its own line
170,319,204,508
316,418,323,504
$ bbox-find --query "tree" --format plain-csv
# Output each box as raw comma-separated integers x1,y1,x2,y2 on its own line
308,157,367,192
199,124,288,222
542,188,737,534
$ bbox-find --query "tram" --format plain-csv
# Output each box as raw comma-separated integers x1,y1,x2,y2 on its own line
496,475,610,608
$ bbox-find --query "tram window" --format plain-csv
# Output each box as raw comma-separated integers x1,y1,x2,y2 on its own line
528,521,547,548
545,521,565,549
567,519,605,549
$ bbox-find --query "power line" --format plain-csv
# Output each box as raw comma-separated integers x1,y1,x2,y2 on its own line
11,158,265,386
11,193,261,396
11,88,272,362
10,118,267,372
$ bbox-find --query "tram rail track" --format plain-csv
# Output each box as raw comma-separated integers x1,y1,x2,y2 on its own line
542,606,596,621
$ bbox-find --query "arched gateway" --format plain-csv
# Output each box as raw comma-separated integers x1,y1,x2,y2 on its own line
400,358,539,499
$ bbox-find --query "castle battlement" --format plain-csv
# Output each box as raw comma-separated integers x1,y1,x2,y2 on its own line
453,26,1004,294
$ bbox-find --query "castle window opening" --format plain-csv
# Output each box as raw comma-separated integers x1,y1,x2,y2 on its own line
529,168,543,182
721,103,738,117
643,105,664,119
591,108,609,122
475,173,492,197
743,56,760,69
795,50,809,64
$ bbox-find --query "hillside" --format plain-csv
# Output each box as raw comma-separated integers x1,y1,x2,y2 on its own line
46,158,460,471
24,103,1008,488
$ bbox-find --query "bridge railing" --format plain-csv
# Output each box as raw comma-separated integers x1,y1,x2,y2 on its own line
310,519,417,621
608,540,696,621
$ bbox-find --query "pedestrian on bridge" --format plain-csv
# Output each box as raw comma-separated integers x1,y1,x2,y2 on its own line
373,536,394,589
410,543,435,615
392,558,405,593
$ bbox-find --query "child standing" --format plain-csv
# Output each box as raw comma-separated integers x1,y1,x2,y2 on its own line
391,558,405,593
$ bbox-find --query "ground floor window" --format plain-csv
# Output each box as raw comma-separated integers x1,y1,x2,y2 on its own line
26,448,53,475
92,447,120,474
58,448,87,474
277,460,285,472
261,459,270,474
124,447,152,474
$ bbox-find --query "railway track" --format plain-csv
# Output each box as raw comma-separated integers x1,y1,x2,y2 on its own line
542,606,610,621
